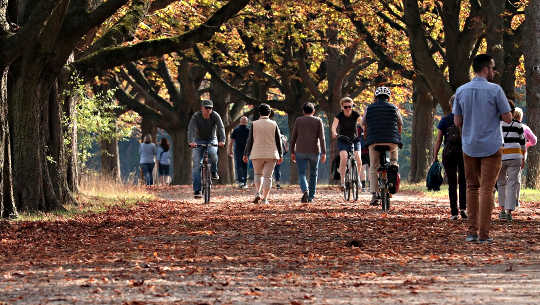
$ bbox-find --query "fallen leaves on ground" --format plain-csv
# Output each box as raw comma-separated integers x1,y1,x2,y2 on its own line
0,185,539,304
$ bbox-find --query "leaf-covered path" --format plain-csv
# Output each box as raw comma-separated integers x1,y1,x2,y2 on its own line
1,186,539,304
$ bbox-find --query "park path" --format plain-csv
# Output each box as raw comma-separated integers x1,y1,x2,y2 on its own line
0,185,539,304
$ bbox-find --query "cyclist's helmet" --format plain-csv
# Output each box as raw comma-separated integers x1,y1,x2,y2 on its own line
374,86,391,98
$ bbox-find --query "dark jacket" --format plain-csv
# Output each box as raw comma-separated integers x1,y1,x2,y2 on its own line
365,100,402,148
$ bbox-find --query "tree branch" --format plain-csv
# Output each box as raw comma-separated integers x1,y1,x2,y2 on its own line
157,57,181,104
121,63,174,113
193,45,286,111
72,0,250,78
81,0,150,57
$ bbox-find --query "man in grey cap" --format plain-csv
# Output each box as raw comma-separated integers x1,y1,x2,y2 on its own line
188,99,226,198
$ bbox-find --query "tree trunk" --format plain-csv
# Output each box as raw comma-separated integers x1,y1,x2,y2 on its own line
62,86,79,192
409,79,435,183
100,137,121,182
1,65,16,218
218,131,234,185
141,116,157,142
287,111,301,185
485,1,505,85
170,129,191,185
8,62,62,211
524,2,540,188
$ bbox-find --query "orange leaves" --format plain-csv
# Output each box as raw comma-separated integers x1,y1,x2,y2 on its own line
1,185,540,303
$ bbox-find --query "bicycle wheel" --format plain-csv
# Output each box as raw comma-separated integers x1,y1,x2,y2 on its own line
343,161,351,201
204,165,211,204
381,190,390,211
351,161,359,201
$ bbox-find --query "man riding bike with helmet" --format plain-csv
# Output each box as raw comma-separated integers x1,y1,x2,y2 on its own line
361,86,403,206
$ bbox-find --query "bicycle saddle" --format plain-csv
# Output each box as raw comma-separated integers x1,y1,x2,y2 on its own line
374,145,390,152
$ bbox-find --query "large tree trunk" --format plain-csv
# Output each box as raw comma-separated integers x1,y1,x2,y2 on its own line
170,129,191,185
100,137,121,182
8,61,63,211
409,79,435,183
524,2,540,188
1,65,16,218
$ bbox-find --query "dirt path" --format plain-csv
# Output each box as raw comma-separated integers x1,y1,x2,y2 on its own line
1,185,539,304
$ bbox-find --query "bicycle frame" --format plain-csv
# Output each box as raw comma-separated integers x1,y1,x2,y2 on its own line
192,144,217,203
376,149,391,211
338,135,359,201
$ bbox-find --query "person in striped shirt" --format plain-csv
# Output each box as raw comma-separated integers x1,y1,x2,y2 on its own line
497,105,526,221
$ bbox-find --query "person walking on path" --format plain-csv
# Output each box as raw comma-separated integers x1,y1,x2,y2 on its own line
453,54,512,243
497,106,526,221
243,104,283,204
188,99,226,198
157,138,171,185
140,134,157,185
290,102,327,203
331,97,363,190
229,116,250,188
433,95,467,220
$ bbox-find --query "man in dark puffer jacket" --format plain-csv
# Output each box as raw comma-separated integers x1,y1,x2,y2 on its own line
361,86,403,205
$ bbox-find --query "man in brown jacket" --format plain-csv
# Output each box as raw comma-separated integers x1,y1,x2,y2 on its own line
290,103,327,202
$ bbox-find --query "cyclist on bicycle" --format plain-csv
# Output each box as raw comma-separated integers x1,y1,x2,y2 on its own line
361,86,403,205
331,97,363,190
188,99,226,198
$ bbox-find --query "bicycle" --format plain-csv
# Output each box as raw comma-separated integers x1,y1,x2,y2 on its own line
191,143,218,203
337,135,359,201
373,145,399,211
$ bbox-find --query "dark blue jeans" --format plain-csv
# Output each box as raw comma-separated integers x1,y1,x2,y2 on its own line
141,163,154,185
274,163,281,182
296,153,320,200
234,152,247,184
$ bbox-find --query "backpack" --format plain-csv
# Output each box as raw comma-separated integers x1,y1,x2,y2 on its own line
426,161,443,191
442,124,462,158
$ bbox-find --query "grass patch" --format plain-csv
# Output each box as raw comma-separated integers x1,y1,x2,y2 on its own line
16,175,154,222
401,182,540,203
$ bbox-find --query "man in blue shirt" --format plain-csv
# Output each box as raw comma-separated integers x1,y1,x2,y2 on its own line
229,116,250,188
453,54,512,243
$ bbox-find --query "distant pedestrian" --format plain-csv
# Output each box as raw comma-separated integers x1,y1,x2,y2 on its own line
229,116,250,188
497,106,526,221
140,134,156,185
433,95,467,220
243,104,283,204
453,54,512,243
157,138,171,185
290,102,327,202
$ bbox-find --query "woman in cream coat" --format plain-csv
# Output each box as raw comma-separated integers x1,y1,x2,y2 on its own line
243,104,283,204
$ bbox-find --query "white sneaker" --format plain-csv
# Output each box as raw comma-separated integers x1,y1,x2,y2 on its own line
262,198,269,204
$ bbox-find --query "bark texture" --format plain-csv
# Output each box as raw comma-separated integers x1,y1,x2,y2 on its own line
409,79,435,183
100,137,121,182
524,1,540,188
